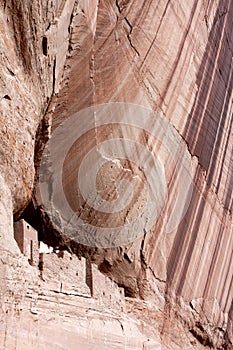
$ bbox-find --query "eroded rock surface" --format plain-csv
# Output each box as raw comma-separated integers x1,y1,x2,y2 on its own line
0,0,232,349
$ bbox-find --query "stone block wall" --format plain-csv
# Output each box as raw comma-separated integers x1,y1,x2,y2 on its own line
14,219,39,267
13,220,126,308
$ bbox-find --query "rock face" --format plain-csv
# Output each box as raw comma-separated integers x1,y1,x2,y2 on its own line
0,0,55,251
0,0,232,349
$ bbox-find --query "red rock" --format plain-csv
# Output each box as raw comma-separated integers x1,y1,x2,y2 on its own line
0,0,232,349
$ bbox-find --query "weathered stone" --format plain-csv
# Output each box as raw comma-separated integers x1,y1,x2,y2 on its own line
0,0,232,349
14,219,39,266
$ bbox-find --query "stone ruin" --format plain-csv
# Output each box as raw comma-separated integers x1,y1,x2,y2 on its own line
14,219,125,310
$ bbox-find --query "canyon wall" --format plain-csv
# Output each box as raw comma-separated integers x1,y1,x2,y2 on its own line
0,0,232,349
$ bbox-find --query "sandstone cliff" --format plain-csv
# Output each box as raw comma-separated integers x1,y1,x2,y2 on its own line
0,0,232,349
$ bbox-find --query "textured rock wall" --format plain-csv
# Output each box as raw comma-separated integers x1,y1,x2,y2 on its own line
0,0,232,349
0,0,53,250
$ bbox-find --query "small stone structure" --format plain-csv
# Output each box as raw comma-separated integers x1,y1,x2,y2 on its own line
14,219,39,267
91,263,125,310
13,220,126,308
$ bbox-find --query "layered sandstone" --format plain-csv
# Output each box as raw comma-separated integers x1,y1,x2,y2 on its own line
0,0,232,349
